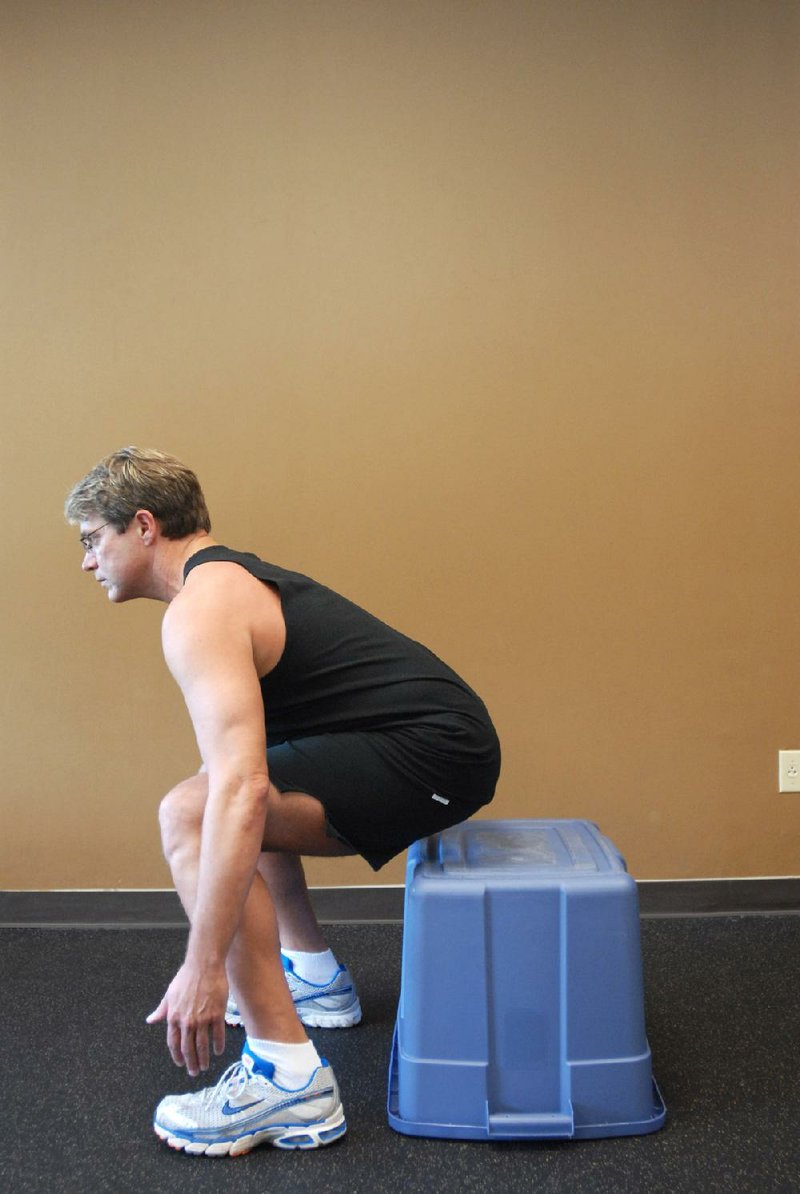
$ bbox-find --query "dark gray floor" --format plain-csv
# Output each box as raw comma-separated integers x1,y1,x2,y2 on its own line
3,916,799,1193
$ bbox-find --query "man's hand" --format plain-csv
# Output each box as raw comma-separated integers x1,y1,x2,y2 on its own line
146,959,228,1077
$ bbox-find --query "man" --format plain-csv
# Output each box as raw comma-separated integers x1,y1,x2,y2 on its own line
65,446,500,1158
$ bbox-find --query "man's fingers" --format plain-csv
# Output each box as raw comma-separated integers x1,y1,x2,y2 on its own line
195,1023,211,1074
181,1023,201,1077
148,966,227,1075
167,1018,185,1069
212,1016,226,1058
145,996,168,1024
147,992,189,1069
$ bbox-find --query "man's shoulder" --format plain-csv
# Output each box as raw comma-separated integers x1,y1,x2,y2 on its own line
167,562,264,623
163,559,285,673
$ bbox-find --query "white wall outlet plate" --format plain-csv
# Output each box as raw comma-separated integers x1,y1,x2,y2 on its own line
778,750,800,792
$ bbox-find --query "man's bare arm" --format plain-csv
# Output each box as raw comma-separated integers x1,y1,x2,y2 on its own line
147,566,283,1074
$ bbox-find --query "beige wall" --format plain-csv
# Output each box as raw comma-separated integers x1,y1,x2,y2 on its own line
2,0,798,889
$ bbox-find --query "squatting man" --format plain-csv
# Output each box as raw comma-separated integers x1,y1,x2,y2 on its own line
65,447,500,1157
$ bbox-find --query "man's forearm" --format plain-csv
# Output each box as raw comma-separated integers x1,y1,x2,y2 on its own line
185,775,270,967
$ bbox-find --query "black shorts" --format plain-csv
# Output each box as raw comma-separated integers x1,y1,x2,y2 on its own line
267,718,500,870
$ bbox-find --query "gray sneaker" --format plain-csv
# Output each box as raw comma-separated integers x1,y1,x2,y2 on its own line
153,1043,346,1156
226,955,362,1029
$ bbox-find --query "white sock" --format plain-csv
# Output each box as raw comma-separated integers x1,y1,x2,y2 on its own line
281,947,339,985
246,1036,321,1089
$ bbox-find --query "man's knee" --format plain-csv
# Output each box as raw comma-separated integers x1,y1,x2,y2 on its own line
158,774,208,861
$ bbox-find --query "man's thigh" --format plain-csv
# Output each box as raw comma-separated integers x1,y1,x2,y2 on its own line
260,784,357,858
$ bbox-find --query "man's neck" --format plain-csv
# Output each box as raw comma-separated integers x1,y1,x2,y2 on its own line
154,533,218,602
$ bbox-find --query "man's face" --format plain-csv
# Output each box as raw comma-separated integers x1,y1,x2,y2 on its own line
79,516,142,602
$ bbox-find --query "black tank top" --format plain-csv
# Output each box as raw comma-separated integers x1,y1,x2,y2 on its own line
183,546,494,749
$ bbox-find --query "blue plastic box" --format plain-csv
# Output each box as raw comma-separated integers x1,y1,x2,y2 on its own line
387,819,665,1140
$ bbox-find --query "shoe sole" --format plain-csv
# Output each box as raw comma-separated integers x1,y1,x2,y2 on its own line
154,1111,347,1156
226,997,362,1030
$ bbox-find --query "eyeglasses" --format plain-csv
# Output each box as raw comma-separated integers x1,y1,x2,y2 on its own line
79,521,112,553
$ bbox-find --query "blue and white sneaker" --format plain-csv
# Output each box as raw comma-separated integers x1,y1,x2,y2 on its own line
226,955,362,1029
153,1043,347,1157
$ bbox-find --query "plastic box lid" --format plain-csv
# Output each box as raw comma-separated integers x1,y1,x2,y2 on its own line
416,818,629,879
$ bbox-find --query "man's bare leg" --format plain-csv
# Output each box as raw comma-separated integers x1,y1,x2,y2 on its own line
253,787,357,960
252,848,362,1028
246,795,362,1025
257,853,329,952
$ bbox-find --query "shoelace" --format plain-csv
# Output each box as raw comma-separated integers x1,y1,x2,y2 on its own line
200,1059,250,1106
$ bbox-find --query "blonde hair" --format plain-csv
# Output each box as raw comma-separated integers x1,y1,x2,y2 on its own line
65,447,211,539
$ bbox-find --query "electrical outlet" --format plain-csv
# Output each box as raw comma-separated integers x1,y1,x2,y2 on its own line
778,751,800,792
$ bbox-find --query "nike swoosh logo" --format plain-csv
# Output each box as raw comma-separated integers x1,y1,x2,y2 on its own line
222,1099,263,1116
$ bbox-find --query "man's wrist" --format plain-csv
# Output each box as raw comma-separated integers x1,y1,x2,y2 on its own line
185,931,227,971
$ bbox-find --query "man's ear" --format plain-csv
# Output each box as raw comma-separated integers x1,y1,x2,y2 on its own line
133,509,159,545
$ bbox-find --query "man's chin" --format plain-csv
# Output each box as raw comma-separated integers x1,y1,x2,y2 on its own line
98,579,134,603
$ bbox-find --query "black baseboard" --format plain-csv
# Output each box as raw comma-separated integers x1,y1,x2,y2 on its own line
0,878,799,928
0,887,404,928
637,878,800,917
